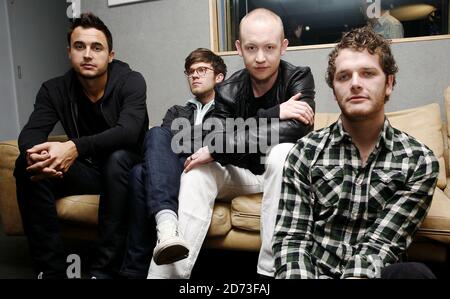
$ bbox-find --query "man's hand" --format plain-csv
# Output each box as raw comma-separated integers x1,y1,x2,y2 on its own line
29,167,63,182
279,92,314,125
26,153,62,181
26,150,50,166
184,146,214,173
26,141,79,180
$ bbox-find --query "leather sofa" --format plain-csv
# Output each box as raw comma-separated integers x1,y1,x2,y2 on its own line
1,87,450,262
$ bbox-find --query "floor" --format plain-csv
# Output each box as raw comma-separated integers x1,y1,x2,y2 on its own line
0,219,448,279
0,220,33,279
0,218,260,279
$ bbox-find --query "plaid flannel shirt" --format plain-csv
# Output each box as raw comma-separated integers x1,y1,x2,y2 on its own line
273,118,439,279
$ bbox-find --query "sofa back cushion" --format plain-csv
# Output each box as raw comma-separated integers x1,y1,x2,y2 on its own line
314,103,446,189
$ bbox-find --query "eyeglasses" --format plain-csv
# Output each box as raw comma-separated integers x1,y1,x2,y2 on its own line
184,66,214,78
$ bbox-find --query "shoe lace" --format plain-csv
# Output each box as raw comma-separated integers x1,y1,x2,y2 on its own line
156,220,178,241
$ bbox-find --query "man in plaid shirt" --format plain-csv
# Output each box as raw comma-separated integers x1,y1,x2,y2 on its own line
273,26,439,279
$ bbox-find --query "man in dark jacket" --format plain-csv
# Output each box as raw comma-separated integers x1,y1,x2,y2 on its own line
119,48,226,279
148,8,315,279
14,13,148,279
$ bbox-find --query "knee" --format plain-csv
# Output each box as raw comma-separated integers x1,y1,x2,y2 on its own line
382,262,436,279
14,154,30,180
104,150,138,176
265,143,294,172
179,165,219,209
14,153,27,171
143,127,172,155
107,149,130,164
180,167,206,185
181,163,220,183
145,127,170,145
404,262,436,279
128,163,145,193
129,164,144,184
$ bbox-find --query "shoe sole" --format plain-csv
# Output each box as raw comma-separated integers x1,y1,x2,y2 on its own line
153,241,189,265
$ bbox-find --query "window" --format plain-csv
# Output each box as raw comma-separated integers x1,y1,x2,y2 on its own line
211,0,450,52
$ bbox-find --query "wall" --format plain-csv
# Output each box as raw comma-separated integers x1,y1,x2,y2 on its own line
0,1,19,140
81,0,450,123
7,0,70,130
224,38,450,114
81,0,212,126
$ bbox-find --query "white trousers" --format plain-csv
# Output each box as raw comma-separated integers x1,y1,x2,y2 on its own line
147,143,294,278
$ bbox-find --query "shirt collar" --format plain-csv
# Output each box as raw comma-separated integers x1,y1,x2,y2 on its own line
330,117,395,152
329,118,348,145
187,98,215,110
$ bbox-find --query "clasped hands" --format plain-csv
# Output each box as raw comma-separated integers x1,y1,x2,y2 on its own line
26,141,78,181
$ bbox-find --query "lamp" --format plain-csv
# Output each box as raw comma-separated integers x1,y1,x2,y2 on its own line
390,4,436,21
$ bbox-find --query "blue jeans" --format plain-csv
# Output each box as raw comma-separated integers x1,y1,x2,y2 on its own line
120,127,186,278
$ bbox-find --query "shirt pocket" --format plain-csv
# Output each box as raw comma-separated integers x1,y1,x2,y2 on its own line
368,169,406,218
312,166,344,208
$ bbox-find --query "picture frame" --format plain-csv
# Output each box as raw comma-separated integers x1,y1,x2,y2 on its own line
108,0,147,7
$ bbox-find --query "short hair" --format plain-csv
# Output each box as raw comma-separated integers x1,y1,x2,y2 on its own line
67,12,113,53
184,48,227,78
326,26,398,101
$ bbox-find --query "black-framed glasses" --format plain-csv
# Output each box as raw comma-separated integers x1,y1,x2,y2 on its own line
184,66,214,78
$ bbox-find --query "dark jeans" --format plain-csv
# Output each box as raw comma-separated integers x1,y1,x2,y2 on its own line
120,127,186,278
257,262,437,279
381,262,436,279
14,149,141,279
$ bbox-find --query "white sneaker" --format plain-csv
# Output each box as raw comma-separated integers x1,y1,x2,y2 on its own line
153,220,190,265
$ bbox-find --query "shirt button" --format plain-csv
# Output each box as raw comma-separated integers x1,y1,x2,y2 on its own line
356,176,364,185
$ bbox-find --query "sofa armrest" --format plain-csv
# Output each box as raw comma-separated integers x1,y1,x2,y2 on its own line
0,139,23,235
0,135,68,235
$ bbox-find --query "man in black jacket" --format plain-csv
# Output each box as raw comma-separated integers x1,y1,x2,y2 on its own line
119,48,226,278
14,13,148,279
148,8,315,279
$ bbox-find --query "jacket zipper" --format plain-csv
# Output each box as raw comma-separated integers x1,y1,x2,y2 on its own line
71,100,80,138
100,102,112,127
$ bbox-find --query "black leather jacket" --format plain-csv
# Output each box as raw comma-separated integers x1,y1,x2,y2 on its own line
209,60,315,174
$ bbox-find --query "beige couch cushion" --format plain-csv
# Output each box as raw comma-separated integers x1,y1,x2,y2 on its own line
386,104,446,189
314,113,339,130
207,202,232,237
55,195,234,236
232,104,449,238
56,195,99,226
231,193,262,231
205,229,261,251
419,188,450,243
314,104,446,189
229,188,450,245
